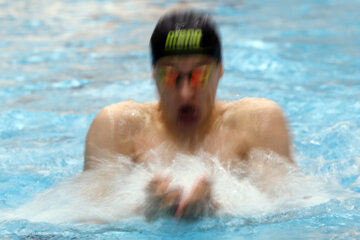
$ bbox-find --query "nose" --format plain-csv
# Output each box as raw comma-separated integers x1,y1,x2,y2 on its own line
177,76,195,100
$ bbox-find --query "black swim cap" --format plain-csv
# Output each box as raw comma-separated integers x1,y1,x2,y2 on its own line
150,9,222,65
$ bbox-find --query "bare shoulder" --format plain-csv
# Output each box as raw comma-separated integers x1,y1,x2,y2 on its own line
97,100,155,126
232,97,283,114
223,97,284,127
84,100,157,170
88,100,151,138
223,97,293,161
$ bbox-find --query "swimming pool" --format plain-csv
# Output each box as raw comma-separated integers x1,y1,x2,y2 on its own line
1,0,360,239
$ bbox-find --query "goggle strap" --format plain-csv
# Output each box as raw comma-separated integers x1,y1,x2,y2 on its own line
203,66,211,85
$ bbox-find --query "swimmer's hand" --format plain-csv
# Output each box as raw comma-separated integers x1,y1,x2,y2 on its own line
144,175,182,221
175,176,218,220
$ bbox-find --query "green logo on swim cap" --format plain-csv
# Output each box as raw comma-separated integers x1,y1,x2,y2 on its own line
164,29,202,50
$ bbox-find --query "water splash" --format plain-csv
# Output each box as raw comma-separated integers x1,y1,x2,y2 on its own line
1,148,350,224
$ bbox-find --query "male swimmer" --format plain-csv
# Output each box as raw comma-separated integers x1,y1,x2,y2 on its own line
84,9,293,220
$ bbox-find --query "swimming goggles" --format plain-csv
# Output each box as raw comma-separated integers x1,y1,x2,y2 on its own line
156,64,212,89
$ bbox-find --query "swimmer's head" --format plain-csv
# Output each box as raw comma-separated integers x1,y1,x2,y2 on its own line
150,9,222,65
151,10,224,136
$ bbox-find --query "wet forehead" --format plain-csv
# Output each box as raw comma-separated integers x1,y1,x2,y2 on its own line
155,55,216,71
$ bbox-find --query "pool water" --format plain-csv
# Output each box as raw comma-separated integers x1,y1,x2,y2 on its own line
1,0,360,239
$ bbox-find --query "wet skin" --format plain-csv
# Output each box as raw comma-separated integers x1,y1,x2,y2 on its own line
84,55,293,220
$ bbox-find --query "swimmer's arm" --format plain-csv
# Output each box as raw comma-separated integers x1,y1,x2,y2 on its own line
255,101,293,162
84,102,135,170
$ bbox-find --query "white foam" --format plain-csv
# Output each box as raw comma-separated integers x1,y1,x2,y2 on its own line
0,149,346,224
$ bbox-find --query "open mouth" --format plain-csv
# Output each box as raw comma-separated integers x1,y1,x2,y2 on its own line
177,105,199,125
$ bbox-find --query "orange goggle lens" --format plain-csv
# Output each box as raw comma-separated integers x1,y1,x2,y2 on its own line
157,65,212,89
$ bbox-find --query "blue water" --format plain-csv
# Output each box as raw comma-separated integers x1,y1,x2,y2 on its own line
1,0,360,239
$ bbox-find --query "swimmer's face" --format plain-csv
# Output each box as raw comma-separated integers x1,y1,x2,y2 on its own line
153,55,223,132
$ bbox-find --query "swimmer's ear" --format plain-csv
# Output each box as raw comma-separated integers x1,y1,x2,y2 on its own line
152,68,160,88
218,63,224,78
152,69,156,80
215,63,224,81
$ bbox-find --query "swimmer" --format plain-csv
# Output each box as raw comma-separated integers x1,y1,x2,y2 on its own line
84,9,293,221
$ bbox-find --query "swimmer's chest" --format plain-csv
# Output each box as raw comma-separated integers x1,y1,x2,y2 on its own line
131,125,252,164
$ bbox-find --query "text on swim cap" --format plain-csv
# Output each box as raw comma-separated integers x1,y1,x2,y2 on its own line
165,29,202,50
